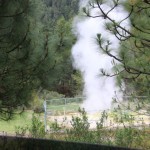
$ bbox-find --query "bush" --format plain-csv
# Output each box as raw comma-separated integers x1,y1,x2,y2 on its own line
47,108,150,149
15,125,29,136
29,114,46,138
66,108,95,143
39,90,65,100
33,106,44,113
29,91,44,113
15,114,46,138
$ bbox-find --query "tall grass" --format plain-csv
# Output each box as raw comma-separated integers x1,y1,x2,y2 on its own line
0,111,33,134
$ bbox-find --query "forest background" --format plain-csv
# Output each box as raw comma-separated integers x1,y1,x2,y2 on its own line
0,0,150,149
0,0,149,127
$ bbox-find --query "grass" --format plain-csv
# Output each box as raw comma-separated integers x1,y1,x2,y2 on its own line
47,103,80,113
0,102,80,134
0,110,33,134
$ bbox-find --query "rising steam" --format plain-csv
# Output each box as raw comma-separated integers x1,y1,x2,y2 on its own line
71,0,129,112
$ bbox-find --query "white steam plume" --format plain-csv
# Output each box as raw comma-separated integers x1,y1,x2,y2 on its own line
72,1,130,112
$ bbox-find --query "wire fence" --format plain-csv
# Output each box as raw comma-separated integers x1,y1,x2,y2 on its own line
43,97,84,132
43,96,150,132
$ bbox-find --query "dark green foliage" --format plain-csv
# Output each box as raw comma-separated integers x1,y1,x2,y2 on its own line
33,106,44,113
0,0,81,119
43,0,79,20
118,1,150,96
40,0,81,97
0,0,46,120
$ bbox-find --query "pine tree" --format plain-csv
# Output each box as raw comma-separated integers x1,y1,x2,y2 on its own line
0,0,81,119
0,0,46,119
84,0,150,96
40,0,81,97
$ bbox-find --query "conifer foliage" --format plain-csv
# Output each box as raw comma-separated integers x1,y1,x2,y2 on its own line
0,0,80,119
84,0,150,95
0,0,46,119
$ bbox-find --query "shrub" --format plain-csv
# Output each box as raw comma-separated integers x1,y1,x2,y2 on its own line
15,125,29,136
29,114,46,138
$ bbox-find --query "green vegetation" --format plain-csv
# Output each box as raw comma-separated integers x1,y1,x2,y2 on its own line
85,0,150,96
0,98,82,133
0,0,45,119
47,108,150,150
0,111,32,133
0,0,150,149
46,97,83,114
0,0,81,119
47,103,80,113
0,105,150,149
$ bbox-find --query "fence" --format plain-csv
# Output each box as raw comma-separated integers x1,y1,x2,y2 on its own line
43,97,84,132
43,96,149,132
0,135,139,150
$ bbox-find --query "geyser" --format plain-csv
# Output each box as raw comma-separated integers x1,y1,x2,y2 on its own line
71,0,129,112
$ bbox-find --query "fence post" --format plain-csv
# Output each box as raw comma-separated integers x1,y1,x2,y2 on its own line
43,100,47,132
64,98,66,117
